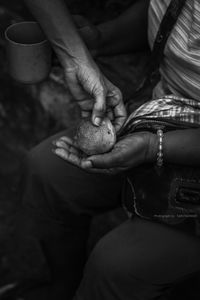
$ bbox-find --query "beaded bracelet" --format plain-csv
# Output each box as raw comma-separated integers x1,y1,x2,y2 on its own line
156,129,164,167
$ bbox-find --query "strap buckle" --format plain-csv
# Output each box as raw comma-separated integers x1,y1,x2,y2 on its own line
170,179,200,213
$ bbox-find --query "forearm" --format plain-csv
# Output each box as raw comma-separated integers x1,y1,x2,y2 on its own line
24,0,91,69
164,128,200,165
149,128,200,166
97,0,150,56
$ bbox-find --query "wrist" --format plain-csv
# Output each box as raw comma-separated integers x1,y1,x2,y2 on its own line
60,45,93,72
145,133,158,164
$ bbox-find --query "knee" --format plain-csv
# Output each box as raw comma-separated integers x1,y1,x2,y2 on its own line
20,138,58,211
23,148,43,181
85,235,128,284
22,138,56,185
20,137,88,222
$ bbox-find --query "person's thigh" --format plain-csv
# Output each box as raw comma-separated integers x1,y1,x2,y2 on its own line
16,129,125,299
74,216,200,300
21,129,124,225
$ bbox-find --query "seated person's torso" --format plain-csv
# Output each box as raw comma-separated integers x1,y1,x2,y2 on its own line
149,0,200,100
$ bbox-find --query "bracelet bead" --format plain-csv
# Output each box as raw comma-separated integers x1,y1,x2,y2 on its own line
156,129,164,167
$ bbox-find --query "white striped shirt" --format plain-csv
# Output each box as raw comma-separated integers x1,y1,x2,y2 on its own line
148,0,200,101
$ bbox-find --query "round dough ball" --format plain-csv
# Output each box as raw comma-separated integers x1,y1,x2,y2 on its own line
75,117,116,155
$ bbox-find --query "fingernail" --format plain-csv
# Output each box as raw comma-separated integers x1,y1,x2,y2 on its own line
94,117,101,126
55,141,64,147
82,160,92,168
53,148,61,155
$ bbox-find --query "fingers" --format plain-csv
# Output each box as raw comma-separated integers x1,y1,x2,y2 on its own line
107,92,127,131
65,65,125,132
78,99,93,118
106,108,114,121
53,136,79,155
92,91,106,126
52,136,126,175
112,99,127,133
54,148,92,169
78,99,93,111
54,147,80,166
86,167,123,175
54,145,121,175
105,81,127,132
65,67,107,125
59,136,78,148
53,137,92,169
87,151,121,169
81,111,90,118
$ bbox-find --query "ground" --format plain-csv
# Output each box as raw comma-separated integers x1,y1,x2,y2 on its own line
0,1,199,299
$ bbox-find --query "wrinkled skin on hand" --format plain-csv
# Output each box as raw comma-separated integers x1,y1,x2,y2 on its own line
64,58,127,132
64,15,126,132
63,14,127,132
53,131,157,175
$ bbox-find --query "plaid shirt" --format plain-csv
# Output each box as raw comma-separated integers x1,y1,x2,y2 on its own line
123,95,200,133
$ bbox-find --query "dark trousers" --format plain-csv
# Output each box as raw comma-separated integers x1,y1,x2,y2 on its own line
17,130,200,300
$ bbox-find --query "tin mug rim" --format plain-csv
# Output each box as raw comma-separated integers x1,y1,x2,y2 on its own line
5,21,48,47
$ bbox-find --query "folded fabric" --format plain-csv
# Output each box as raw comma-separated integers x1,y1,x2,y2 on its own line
122,94,200,135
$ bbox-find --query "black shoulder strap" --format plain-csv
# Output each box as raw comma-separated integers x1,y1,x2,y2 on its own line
122,0,187,136
149,0,186,77
139,0,186,90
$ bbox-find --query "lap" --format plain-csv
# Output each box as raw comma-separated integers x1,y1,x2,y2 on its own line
75,217,200,299
22,129,124,220
84,217,200,284
19,131,200,299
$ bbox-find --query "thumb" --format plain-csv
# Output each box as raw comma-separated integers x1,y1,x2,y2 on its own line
86,151,119,169
92,91,106,126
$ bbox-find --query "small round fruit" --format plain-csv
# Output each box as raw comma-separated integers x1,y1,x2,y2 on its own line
75,117,116,155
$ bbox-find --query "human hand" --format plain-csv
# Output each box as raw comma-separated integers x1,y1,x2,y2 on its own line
53,132,157,174
64,56,126,131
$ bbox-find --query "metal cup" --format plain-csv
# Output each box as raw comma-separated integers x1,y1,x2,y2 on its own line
5,21,52,84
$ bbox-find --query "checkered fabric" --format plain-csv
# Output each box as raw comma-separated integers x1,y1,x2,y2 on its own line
123,95,200,133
